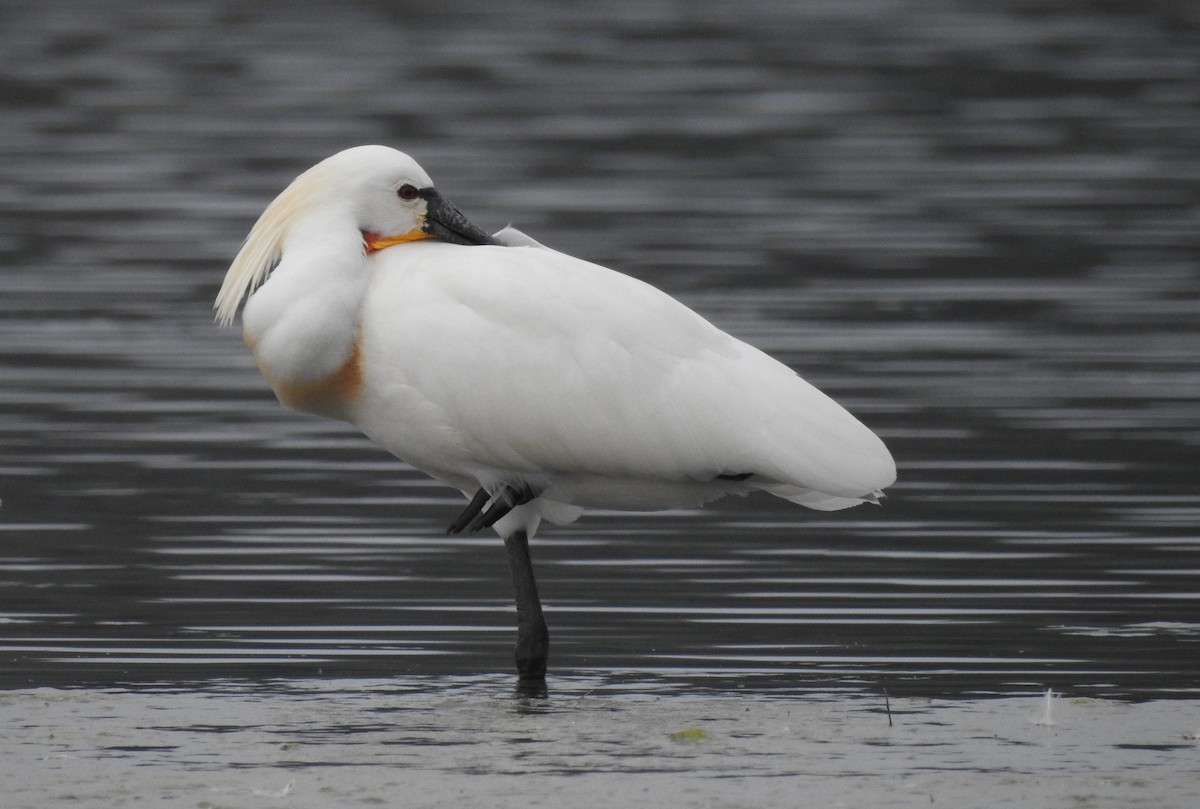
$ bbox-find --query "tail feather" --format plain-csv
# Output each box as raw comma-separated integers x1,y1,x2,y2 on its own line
756,481,886,511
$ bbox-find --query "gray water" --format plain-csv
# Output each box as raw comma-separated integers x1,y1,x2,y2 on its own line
2,0,1199,709
6,680,1199,809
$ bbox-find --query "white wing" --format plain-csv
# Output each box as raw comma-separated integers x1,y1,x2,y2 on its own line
356,241,894,511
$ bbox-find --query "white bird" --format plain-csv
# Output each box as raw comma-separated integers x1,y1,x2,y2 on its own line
215,145,895,687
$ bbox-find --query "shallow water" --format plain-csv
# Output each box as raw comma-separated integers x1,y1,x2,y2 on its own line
5,677,1200,809
1,0,1199,715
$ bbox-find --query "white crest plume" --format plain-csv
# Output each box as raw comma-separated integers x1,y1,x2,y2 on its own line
214,165,327,326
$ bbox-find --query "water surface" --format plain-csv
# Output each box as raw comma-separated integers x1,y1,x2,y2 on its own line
5,677,1199,809
1,0,1198,702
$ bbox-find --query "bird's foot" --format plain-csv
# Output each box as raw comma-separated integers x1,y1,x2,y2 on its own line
445,488,490,534
446,483,539,534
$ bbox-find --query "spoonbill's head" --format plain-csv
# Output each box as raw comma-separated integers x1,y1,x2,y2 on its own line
215,145,496,325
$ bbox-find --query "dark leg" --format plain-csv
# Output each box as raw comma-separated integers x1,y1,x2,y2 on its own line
467,483,537,533
447,488,490,534
503,529,549,687
446,484,540,535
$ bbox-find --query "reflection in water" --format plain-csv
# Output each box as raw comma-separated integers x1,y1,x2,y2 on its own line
1,0,1198,697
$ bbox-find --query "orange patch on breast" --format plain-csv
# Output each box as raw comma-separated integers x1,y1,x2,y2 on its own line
276,339,363,415
246,330,365,417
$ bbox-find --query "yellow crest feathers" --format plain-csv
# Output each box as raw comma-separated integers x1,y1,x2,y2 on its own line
213,166,326,326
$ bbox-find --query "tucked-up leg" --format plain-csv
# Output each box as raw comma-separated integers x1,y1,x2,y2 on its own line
446,484,540,535
446,488,491,534
503,529,549,685
467,483,537,533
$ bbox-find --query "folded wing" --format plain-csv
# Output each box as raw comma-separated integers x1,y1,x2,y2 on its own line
358,240,895,509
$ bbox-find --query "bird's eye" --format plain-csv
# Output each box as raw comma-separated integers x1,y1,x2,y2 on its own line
397,184,419,201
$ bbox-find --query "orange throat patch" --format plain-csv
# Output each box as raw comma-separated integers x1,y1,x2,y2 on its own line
363,228,432,253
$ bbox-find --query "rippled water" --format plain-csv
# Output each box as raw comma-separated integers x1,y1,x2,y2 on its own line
1,0,1199,708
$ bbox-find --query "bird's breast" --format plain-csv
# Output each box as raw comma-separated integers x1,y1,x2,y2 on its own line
247,329,364,419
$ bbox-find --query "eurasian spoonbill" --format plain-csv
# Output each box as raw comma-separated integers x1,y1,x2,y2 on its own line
215,145,896,687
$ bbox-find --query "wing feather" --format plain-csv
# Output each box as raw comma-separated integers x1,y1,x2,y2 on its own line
357,241,894,502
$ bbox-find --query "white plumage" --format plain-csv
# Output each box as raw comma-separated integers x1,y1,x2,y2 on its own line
215,145,895,681
357,236,892,532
